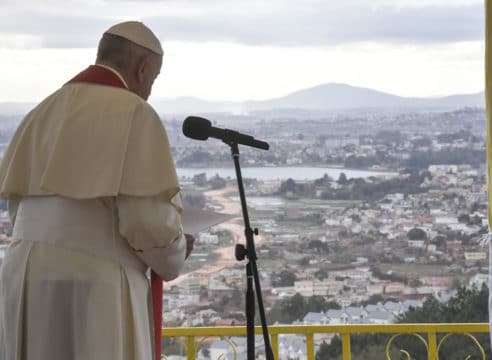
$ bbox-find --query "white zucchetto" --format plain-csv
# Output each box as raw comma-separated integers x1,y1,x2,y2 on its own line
104,21,163,56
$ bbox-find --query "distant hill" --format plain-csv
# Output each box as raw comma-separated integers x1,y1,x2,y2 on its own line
153,83,484,114
244,83,484,111
0,83,485,116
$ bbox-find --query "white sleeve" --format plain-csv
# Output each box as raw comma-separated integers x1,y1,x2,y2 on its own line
116,193,186,281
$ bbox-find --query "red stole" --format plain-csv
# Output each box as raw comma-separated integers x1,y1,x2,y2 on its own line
67,65,128,89
67,65,164,360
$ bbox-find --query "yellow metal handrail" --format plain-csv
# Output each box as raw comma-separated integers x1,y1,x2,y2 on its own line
162,323,489,360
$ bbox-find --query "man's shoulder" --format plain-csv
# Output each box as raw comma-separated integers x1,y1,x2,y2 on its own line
23,84,161,132
43,83,158,114
66,82,141,104
73,83,159,118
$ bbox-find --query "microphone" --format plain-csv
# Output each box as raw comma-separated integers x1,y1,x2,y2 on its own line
182,116,269,150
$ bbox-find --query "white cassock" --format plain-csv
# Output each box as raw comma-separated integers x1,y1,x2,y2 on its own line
0,74,185,360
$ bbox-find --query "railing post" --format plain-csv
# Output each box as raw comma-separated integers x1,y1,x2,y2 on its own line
271,333,279,360
306,333,315,360
342,333,351,360
186,336,196,360
427,331,437,360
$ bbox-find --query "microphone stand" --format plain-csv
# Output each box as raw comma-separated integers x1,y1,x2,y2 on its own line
226,141,274,360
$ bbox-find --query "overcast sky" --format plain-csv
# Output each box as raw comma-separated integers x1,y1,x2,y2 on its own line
0,0,485,103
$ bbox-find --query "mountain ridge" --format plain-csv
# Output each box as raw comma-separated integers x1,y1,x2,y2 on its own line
155,83,485,114
0,83,484,116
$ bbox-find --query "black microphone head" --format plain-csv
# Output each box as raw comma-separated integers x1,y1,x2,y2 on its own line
182,116,212,140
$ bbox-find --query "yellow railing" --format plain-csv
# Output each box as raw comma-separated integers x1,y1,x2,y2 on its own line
162,323,489,360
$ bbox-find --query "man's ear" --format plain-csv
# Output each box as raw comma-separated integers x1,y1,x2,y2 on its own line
135,56,148,83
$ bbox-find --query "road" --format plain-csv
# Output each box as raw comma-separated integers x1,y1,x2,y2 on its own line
166,187,265,286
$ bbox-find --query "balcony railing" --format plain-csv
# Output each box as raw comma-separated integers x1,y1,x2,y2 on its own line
162,323,489,360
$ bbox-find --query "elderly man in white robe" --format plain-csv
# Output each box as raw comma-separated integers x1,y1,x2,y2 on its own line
0,21,194,360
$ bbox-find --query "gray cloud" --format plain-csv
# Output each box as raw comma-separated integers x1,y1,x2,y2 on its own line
0,12,109,48
0,2,484,49
146,3,484,46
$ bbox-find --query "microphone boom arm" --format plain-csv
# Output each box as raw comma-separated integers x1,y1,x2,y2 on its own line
182,116,269,150
215,128,269,150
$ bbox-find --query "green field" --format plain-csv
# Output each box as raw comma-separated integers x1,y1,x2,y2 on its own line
182,252,219,273
378,263,455,277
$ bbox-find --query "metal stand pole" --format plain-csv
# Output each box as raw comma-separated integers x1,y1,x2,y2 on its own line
228,142,274,360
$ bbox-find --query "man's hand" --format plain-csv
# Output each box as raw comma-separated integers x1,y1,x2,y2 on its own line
185,233,195,259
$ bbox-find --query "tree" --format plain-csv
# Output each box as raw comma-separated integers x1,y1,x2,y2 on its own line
306,296,329,313
314,173,332,186
298,257,310,266
337,172,348,185
308,239,328,253
470,202,481,213
162,337,184,356
328,285,491,360
316,339,340,360
325,300,342,310
350,214,362,223
269,294,341,325
272,270,297,287
457,214,470,223
275,293,306,323
192,172,207,187
201,348,210,358
181,191,206,209
279,178,298,194
469,215,482,226
407,227,427,240
351,294,385,307
431,235,447,248
395,286,490,359
314,269,328,280
209,174,227,189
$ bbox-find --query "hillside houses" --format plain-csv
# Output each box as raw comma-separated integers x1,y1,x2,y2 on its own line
301,300,423,326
